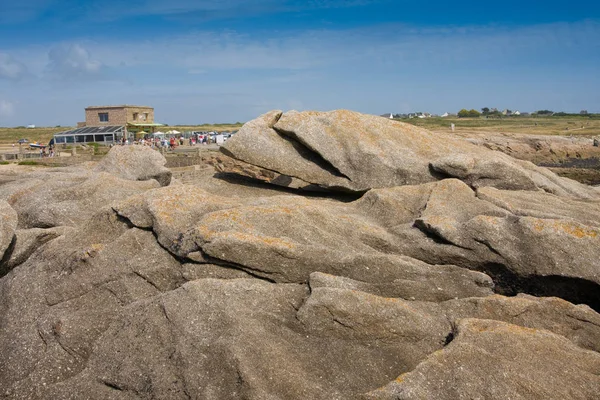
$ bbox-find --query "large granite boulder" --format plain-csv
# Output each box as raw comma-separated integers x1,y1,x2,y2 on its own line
221,109,599,198
113,185,494,300
7,172,160,229
95,144,172,186
366,318,600,400
354,178,600,309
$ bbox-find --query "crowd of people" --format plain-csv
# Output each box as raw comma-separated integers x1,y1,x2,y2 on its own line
117,133,215,150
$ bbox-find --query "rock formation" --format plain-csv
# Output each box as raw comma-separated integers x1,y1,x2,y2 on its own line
1,112,599,399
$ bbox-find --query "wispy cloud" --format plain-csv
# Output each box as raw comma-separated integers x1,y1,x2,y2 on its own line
77,20,600,74
0,19,598,126
45,43,108,80
0,53,29,80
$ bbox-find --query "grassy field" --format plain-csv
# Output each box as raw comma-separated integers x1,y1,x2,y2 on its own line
1,116,598,145
401,116,600,136
0,126,68,145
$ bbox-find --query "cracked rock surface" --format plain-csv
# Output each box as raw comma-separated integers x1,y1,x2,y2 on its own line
1,111,600,399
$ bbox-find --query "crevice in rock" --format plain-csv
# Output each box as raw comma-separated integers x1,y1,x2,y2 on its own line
323,306,355,331
184,249,279,284
114,212,136,230
37,328,48,350
427,163,456,182
480,262,600,313
473,238,504,258
132,270,162,293
99,379,124,391
413,220,473,251
112,210,280,285
273,129,353,181
219,262,278,284
0,234,17,278
443,322,457,346
213,171,364,202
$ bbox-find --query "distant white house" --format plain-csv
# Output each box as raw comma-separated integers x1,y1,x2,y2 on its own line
441,112,450,118
27,124,36,128
513,110,521,116
380,113,394,119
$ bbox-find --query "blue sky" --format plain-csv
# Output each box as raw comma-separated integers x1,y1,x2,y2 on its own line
0,0,599,126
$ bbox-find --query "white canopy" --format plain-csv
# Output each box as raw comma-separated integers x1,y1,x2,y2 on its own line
153,131,165,136
166,130,181,134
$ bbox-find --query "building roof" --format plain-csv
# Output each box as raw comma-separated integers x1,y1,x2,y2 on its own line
54,125,125,136
85,105,153,110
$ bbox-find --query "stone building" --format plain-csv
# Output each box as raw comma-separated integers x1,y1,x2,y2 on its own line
85,105,155,127
54,105,162,145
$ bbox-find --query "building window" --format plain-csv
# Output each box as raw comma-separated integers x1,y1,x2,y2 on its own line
141,113,148,121
133,113,138,121
98,113,109,122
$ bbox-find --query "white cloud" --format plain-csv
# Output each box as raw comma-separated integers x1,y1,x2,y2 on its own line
0,53,29,80
0,100,16,118
0,20,598,126
79,20,600,76
46,43,106,80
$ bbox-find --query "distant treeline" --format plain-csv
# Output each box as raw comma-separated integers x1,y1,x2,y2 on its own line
456,109,598,119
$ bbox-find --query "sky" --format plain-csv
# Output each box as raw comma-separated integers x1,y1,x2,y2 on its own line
0,0,599,126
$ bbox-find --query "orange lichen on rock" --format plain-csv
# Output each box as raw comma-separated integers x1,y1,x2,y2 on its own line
530,219,598,239
218,231,297,250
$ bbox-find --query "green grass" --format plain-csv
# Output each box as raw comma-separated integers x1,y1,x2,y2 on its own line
0,126,69,145
399,116,600,136
17,160,41,166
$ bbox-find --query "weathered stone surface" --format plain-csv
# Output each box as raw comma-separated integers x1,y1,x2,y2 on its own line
2,110,600,399
33,280,446,400
0,209,184,399
0,226,70,277
460,131,600,166
113,184,242,254
7,172,159,229
365,318,600,400
351,179,600,309
0,200,17,261
221,110,352,191
309,268,493,302
477,185,600,226
95,145,172,186
222,109,599,198
114,185,495,299
442,294,600,353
